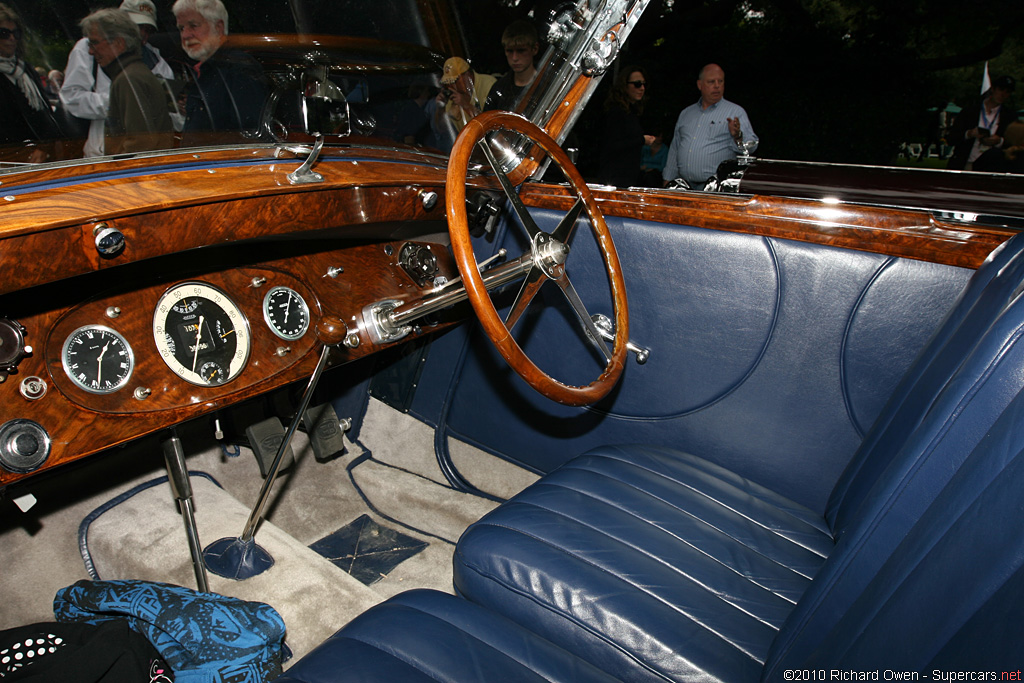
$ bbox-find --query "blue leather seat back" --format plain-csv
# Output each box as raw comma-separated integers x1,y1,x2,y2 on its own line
826,232,1024,538
766,375,1024,674
428,213,972,512
766,234,1024,670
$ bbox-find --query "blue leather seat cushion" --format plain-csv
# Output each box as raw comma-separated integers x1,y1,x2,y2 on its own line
454,444,834,682
275,589,620,683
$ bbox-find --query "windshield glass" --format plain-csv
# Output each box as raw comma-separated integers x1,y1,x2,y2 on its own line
0,0,645,171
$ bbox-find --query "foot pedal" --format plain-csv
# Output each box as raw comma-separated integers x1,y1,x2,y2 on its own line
245,417,295,477
303,403,349,463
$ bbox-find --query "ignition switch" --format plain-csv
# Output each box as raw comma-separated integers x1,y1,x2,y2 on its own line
398,243,439,286
0,318,32,383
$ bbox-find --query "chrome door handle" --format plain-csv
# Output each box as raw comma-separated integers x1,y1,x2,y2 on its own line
590,313,650,365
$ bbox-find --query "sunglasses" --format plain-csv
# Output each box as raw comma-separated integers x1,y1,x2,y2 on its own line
0,27,22,40
628,80,646,88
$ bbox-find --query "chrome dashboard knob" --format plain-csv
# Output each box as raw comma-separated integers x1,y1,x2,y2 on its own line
93,222,126,257
0,419,50,473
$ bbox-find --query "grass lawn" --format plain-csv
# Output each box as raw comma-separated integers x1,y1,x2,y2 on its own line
892,157,951,170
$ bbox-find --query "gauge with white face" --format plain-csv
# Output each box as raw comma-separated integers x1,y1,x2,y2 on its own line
263,286,309,340
62,325,134,394
153,282,250,386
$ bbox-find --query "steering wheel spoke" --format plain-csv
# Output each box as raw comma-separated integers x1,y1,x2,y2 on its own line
505,265,546,332
477,136,542,242
551,198,586,244
447,111,629,406
552,273,612,362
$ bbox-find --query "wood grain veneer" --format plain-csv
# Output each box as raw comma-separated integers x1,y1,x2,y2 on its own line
0,148,1014,487
0,239,458,487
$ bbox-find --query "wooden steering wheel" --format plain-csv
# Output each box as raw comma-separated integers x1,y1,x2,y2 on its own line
446,110,629,406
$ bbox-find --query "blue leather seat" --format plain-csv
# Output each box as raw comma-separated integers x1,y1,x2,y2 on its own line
452,232,1024,680
455,445,829,681
281,234,1024,681
275,589,620,683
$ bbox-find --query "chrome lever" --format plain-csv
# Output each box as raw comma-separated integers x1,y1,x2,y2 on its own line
433,248,507,292
288,134,324,185
590,313,649,365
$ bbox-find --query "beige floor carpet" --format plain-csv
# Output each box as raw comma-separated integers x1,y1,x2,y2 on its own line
0,397,536,665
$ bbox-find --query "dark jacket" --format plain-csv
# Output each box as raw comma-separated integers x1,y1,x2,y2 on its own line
181,46,268,146
947,96,1019,170
0,60,62,155
597,104,645,188
485,71,527,113
103,52,174,154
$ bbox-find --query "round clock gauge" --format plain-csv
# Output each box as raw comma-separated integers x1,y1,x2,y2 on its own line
153,282,250,386
263,286,310,341
62,325,134,394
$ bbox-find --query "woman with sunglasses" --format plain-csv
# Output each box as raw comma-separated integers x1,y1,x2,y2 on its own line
0,3,62,162
597,65,655,188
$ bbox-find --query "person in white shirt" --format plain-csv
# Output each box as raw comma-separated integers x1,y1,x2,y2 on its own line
60,0,173,157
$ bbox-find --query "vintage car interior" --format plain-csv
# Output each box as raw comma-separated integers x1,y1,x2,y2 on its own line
2,0,1024,680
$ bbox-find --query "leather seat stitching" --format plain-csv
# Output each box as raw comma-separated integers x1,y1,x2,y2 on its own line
568,455,832,558
532,479,811,602
529,480,808,606
580,450,832,549
464,515,774,666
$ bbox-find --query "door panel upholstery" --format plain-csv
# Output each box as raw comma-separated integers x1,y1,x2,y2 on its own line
420,211,973,512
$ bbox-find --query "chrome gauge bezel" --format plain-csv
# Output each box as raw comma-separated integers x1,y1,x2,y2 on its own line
61,324,135,394
262,285,310,341
153,281,251,386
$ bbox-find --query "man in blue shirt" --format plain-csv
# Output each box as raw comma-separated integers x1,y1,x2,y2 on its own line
662,63,757,189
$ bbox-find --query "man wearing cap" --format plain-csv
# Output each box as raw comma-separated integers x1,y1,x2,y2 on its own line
948,74,1019,171
60,0,173,158
433,56,496,151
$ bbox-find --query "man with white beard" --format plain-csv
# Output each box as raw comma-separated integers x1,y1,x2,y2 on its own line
172,0,267,146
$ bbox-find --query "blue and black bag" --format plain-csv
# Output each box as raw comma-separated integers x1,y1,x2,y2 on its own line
53,580,290,683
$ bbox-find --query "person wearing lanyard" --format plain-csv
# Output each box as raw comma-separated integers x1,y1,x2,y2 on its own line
948,75,1018,171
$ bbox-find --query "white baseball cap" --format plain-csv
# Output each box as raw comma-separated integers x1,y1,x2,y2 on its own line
119,0,158,29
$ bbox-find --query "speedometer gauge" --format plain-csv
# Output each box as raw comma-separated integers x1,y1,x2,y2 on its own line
153,282,250,386
263,286,309,340
62,325,134,394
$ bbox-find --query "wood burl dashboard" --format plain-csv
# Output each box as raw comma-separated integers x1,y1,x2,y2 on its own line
0,234,460,487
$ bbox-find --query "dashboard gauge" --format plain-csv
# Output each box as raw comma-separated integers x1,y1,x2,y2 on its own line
62,325,134,394
153,282,250,386
263,286,310,340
